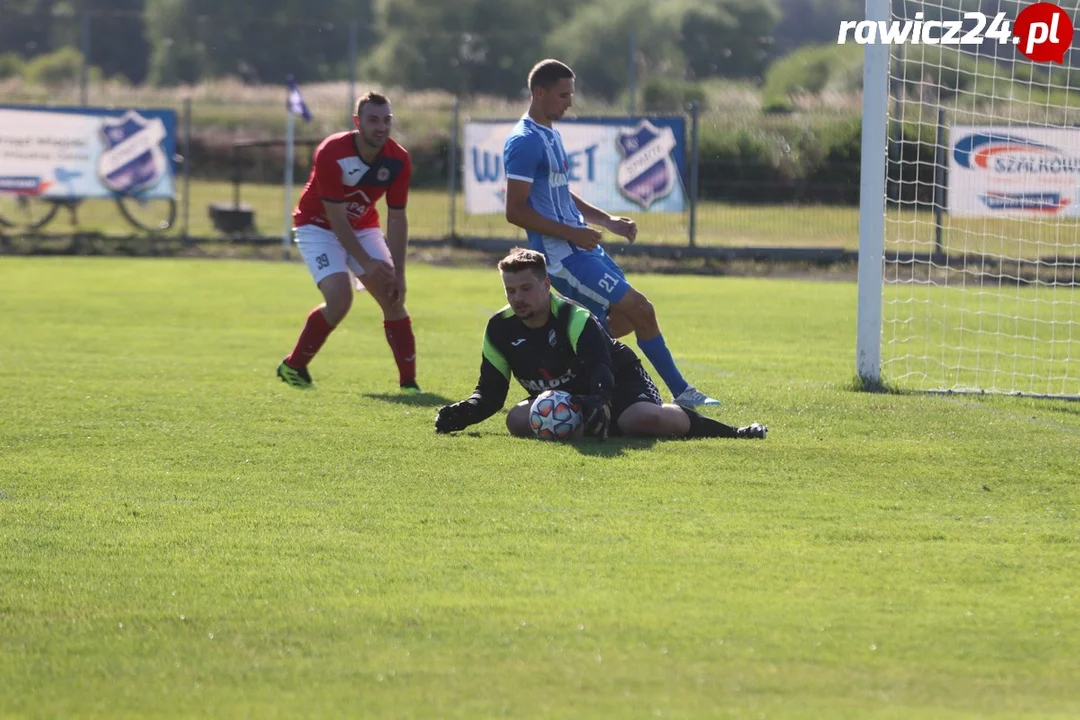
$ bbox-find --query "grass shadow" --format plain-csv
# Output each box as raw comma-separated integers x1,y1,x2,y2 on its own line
453,429,659,456
1042,401,1080,418
567,436,659,457
847,375,1080,413
363,392,456,408
846,373,905,395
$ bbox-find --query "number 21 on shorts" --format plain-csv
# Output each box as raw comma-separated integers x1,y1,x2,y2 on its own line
598,273,618,293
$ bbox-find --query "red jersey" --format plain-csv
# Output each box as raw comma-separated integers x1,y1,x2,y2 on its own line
293,131,411,232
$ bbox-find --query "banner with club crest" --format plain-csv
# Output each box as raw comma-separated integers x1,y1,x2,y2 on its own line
464,116,687,215
0,105,177,200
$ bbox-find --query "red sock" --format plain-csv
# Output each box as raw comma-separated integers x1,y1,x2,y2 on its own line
383,316,416,385
285,307,334,369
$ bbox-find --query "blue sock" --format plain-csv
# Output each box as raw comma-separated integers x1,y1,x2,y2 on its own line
637,334,689,397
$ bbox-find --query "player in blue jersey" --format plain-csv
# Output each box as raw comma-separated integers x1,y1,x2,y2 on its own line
502,59,721,409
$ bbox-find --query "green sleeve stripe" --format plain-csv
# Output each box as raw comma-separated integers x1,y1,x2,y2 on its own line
483,330,511,380
498,304,515,318
567,305,590,353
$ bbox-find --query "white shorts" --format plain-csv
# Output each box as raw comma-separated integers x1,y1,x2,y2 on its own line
294,224,393,291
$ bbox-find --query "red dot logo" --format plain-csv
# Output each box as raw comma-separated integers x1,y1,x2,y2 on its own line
1013,3,1074,64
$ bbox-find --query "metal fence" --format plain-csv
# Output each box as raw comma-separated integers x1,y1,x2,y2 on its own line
1,8,868,255
0,89,867,255
189,98,865,253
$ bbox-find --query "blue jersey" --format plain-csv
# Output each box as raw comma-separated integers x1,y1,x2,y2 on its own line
503,116,597,269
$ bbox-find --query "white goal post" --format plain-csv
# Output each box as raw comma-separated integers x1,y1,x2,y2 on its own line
855,0,1080,400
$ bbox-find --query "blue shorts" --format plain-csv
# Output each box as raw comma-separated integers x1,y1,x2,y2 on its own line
548,251,630,324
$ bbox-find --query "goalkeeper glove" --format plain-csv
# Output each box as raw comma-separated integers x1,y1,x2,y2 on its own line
435,402,474,433
576,394,611,440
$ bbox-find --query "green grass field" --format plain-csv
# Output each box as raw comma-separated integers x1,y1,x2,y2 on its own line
1,180,862,247
2,256,1079,718
8,178,1080,259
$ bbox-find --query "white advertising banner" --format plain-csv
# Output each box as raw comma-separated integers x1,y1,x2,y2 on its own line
949,125,1080,216
464,116,687,216
0,105,177,200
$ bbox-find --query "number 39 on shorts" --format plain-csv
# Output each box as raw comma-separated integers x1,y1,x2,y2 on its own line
598,273,619,293
316,253,329,270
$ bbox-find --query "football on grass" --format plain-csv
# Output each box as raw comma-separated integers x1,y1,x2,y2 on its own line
529,390,583,442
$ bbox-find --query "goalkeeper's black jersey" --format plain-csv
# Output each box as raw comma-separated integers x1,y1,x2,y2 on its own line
462,293,641,424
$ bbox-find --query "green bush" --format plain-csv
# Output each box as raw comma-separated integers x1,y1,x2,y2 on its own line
405,130,452,188
892,46,1049,105
887,118,942,208
0,52,24,80
696,123,795,202
761,96,795,115
641,77,707,112
22,46,103,86
895,46,979,99
799,116,862,201
761,43,862,111
693,113,865,204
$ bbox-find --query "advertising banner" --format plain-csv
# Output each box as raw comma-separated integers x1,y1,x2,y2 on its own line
0,105,177,200
464,116,686,215
949,125,1080,216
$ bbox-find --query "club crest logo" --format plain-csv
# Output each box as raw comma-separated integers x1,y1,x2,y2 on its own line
548,329,557,347
97,110,169,195
616,120,679,209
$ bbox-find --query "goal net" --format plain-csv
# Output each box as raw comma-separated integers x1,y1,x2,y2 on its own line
856,0,1080,399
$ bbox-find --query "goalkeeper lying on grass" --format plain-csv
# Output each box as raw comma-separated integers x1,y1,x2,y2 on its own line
434,248,767,441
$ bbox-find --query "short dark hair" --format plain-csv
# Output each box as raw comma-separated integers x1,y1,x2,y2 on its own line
355,91,390,117
527,59,574,91
498,247,547,280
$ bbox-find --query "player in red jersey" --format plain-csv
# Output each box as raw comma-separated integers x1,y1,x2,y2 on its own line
277,91,421,393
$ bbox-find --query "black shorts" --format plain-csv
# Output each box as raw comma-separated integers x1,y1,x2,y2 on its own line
609,361,663,434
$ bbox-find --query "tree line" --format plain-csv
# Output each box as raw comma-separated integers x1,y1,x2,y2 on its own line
1,0,870,98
